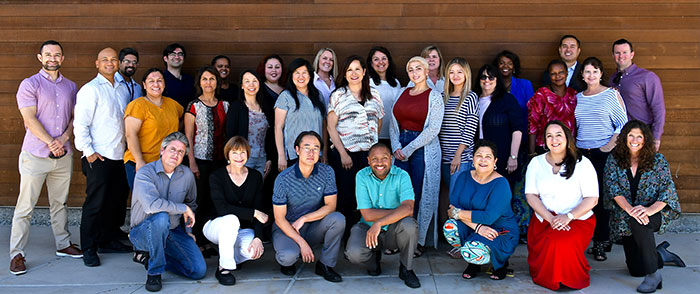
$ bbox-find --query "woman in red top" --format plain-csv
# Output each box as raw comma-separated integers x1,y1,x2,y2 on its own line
390,56,444,255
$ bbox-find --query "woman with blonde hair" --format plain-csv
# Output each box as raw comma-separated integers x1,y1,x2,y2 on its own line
390,56,444,256
408,45,445,94
312,48,338,107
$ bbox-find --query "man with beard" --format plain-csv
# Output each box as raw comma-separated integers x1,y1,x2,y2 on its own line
116,47,141,102
162,43,195,107
74,47,133,267
10,40,82,275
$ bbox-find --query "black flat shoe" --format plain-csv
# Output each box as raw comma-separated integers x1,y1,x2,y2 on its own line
98,240,133,253
215,268,236,286
399,263,420,288
462,264,480,279
145,274,162,292
656,241,686,267
280,264,296,276
315,262,342,283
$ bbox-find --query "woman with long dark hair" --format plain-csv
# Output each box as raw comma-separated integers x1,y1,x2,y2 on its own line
327,55,384,236
604,120,682,293
367,46,402,146
274,58,326,171
526,121,598,290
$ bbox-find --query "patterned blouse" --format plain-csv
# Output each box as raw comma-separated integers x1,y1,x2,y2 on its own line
186,99,229,161
328,87,384,152
527,86,577,148
248,109,269,158
603,153,681,242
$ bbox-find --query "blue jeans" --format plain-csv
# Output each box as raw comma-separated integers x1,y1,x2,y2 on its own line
245,156,266,176
394,130,425,217
441,161,471,192
129,212,206,279
124,161,136,191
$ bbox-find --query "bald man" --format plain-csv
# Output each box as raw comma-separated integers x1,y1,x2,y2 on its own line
74,47,133,267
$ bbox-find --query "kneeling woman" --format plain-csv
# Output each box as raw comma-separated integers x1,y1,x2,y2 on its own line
204,136,269,285
443,140,518,280
525,121,598,290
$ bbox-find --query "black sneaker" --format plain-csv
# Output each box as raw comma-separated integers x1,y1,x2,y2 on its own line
280,264,296,276
215,268,236,286
145,274,162,292
315,262,342,283
83,247,100,267
399,263,420,288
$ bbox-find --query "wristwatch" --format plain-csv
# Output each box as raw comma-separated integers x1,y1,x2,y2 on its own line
566,212,574,220
509,155,517,159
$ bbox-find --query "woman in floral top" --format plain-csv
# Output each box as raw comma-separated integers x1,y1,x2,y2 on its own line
604,120,681,293
527,59,577,156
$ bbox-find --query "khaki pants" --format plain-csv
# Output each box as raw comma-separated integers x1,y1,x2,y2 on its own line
10,150,73,258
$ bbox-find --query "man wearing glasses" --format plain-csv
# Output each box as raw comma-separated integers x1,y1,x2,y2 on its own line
162,43,195,107
611,38,665,151
115,47,141,102
272,131,346,283
128,132,206,292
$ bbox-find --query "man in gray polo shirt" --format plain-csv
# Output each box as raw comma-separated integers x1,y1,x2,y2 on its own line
272,131,345,283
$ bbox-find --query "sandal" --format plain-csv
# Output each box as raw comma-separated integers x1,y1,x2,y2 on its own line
587,241,612,254
133,250,149,270
486,266,514,277
490,266,509,280
384,248,400,255
413,244,425,258
592,242,607,261
446,247,462,259
462,264,480,279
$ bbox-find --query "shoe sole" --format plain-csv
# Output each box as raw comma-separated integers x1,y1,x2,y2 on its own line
56,252,83,258
9,269,27,275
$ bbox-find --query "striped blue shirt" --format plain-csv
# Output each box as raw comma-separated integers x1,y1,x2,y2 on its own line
575,87,628,149
272,163,337,222
439,91,479,163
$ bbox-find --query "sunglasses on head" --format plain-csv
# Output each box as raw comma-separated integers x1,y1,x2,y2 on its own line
479,75,496,81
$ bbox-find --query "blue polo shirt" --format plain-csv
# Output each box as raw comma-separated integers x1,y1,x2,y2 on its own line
355,165,414,230
273,163,337,222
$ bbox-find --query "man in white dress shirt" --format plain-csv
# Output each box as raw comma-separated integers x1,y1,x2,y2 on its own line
73,47,133,267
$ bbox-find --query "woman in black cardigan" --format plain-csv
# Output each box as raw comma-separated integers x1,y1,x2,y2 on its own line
204,136,268,286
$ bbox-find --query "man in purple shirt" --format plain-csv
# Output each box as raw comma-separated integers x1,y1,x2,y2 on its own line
10,40,83,275
611,38,665,151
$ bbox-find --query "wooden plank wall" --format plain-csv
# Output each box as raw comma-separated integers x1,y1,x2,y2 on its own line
0,0,698,211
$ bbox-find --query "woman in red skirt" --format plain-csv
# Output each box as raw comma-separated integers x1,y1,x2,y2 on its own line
524,120,599,290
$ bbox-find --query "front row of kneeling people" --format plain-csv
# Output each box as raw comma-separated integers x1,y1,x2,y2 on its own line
132,121,680,293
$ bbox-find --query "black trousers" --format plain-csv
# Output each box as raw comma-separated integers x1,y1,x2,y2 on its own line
192,159,226,247
80,157,129,250
580,148,611,242
328,148,368,239
623,213,663,277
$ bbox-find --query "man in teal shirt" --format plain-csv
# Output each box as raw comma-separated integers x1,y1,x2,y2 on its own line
344,143,420,288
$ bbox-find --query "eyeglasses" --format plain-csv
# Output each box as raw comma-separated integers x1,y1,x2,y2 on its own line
166,147,186,156
121,59,138,65
613,72,623,85
479,75,496,81
168,52,185,58
300,146,320,153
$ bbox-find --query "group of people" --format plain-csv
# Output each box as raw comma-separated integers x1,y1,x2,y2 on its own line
9,35,684,293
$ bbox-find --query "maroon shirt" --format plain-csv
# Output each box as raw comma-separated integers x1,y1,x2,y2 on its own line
393,88,430,131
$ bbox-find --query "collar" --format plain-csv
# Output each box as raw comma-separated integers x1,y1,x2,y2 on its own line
621,63,638,75
293,162,319,179
39,69,63,83
95,73,116,86
114,71,133,85
154,158,181,175
568,61,578,71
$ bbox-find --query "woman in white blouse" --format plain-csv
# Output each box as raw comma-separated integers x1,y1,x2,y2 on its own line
312,48,338,108
525,120,598,291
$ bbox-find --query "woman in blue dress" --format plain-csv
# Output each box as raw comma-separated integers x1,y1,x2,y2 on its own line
443,140,519,280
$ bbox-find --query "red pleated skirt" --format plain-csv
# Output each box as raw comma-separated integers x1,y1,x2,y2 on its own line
527,214,596,290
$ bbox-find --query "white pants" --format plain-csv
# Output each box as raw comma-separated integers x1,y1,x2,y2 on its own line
202,214,255,270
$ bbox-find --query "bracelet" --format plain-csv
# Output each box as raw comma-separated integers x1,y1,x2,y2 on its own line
475,224,482,234
450,207,462,219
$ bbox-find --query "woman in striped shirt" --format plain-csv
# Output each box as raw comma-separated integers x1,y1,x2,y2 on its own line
574,56,628,262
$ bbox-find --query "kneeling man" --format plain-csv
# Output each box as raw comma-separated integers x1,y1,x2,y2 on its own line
345,143,420,288
272,131,345,282
129,132,206,292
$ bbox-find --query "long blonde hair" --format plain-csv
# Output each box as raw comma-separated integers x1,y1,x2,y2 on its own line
312,48,338,79
443,57,472,113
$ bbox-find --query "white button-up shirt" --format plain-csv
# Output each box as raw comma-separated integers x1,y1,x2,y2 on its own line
73,73,130,160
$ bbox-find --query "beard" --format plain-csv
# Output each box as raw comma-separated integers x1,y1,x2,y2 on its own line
43,63,60,71
122,66,136,77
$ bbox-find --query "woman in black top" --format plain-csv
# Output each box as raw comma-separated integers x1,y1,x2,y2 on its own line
203,136,269,286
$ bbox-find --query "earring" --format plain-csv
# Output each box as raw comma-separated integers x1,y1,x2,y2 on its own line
227,160,230,164
493,165,497,170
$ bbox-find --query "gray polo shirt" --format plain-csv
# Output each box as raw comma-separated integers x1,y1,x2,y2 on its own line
130,159,197,230
273,163,337,222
